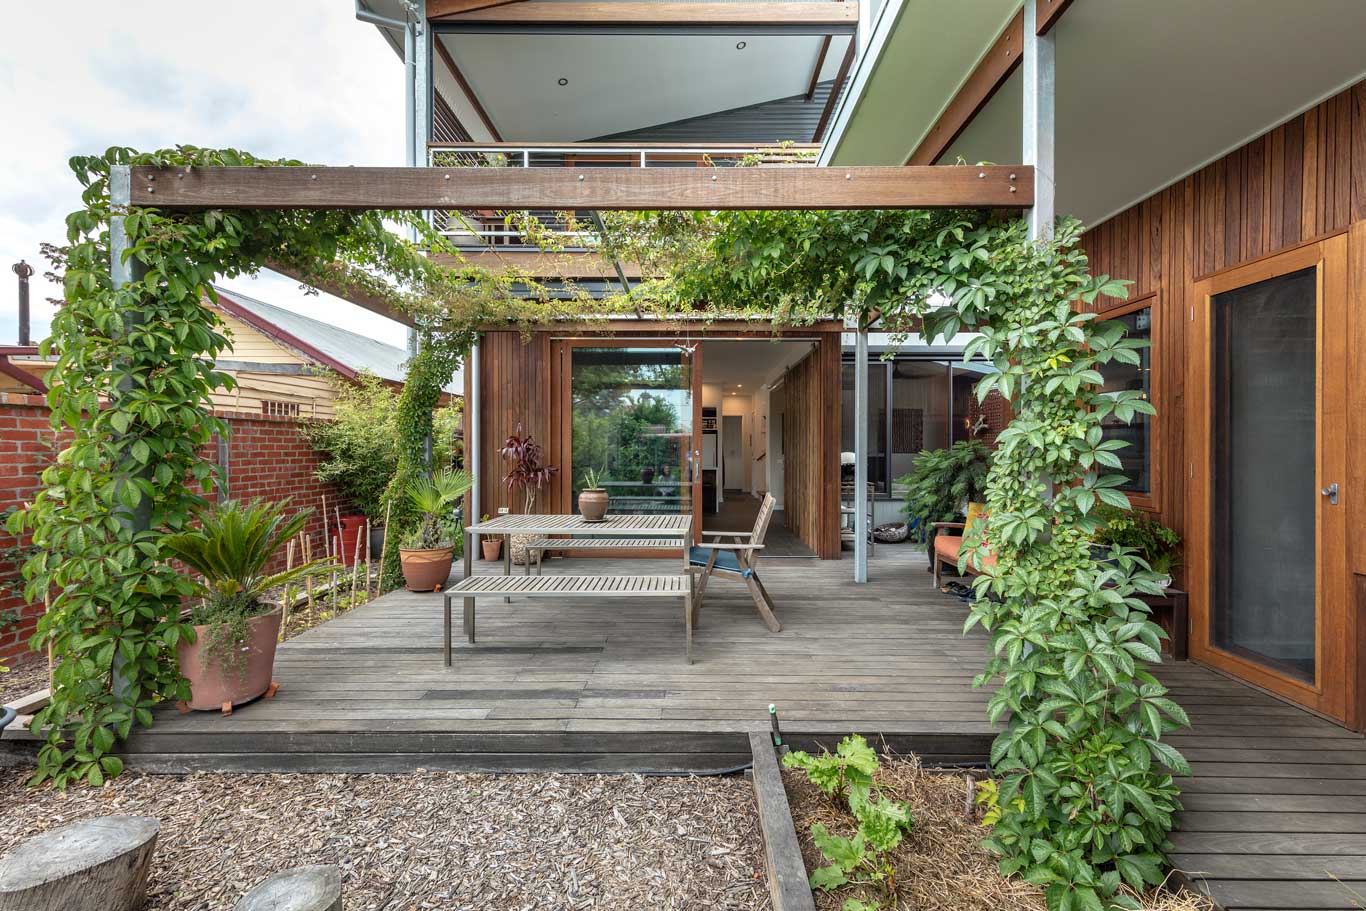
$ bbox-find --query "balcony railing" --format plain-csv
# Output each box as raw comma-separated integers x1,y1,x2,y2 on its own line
426,142,818,249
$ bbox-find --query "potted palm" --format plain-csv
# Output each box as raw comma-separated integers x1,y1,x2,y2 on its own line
578,467,609,522
398,468,475,591
164,499,331,713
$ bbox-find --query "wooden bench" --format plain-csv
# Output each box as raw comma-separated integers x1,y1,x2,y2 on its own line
442,573,696,664
521,537,686,574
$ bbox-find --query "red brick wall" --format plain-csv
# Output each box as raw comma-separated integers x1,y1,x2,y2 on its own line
0,397,348,664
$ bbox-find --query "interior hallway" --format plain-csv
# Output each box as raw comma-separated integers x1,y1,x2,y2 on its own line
708,491,816,558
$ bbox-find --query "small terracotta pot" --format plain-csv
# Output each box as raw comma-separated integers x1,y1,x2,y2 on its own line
482,538,503,561
177,609,281,712
400,545,454,591
578,488,609,522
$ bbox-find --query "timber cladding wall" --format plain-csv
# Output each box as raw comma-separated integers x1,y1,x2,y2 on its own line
0,395,346,665
1077,78,1366,572
473,331,551,517
779,336,842,559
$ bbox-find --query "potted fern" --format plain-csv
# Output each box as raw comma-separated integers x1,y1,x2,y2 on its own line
398,468,475,591
578,467,608,522
164,499,331,713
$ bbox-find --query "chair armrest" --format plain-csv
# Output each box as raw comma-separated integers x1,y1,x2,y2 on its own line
696,543,764,551
701,530,749,540
931,522,966,531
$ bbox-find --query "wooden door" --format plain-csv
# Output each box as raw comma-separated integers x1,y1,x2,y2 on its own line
1185,236,1351,720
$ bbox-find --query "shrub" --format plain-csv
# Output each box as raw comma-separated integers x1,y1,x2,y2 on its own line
897,440,991,553
1092,505,1181,575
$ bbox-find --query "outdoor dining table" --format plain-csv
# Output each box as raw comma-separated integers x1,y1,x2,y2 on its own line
458,512,694,634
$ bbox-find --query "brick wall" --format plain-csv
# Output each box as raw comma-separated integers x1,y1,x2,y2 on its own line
0,396,349,665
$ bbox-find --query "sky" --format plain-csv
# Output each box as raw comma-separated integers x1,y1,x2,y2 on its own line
0,1,411,349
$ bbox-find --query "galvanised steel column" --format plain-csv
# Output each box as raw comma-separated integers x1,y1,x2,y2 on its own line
854,325,869,583
1022,0,1055,241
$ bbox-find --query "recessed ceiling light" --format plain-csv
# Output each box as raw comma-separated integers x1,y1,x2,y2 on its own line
557,77,568,86
737,383,743,387
735,41,747,50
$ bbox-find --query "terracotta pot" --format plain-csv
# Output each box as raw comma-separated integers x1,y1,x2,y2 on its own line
578,488,609,522
400,545,454,591
177,609,281,712
481,538,503,561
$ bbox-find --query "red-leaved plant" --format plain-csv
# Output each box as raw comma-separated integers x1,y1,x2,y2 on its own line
500,424,557,514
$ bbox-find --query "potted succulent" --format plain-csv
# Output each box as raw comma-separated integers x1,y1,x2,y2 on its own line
398,468,475,591
164,499,331,713
578,467,609,522
480,515,503,562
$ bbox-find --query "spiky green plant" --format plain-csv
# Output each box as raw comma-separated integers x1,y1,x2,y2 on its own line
404,468,475,549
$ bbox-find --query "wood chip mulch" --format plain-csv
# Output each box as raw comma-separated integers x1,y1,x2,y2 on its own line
784,756,1215,911
0,656,48,706
0,768,771,911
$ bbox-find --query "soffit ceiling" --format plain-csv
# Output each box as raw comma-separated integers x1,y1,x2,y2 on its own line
438,32,852,141
831,0,1366,227
702,340,815,391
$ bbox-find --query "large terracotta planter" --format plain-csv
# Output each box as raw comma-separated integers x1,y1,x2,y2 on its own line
578,488,609,522
400,545,454,591
177,609,281,712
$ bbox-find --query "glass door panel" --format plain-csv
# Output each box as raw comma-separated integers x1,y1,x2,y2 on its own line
569,346,695,518
1211,267,1317,682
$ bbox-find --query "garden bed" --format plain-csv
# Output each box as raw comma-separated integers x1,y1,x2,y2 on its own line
0,656,48,707
0,767,770,910
781,756,1213,911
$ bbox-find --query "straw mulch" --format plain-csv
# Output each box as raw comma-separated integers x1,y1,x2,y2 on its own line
783,756,1215,911
0,769,770,911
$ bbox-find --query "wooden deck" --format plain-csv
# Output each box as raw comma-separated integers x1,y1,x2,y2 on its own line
5,545,1366,909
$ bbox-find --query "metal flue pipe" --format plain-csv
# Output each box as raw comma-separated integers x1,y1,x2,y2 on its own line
12,260,33,346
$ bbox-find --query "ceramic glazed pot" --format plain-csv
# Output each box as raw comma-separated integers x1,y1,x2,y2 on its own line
177,608,281,712
578,488,609,522
400,545,454,591
481,538,503,561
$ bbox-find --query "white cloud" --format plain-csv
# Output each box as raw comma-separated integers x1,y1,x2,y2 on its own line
0,0,410,349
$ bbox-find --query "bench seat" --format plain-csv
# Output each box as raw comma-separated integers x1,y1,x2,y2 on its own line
442,574,696,663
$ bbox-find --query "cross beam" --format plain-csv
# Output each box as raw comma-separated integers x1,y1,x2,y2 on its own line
128,165,1032,211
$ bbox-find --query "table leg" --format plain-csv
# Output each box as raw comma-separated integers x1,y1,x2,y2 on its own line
443,594,451,667
685,574,694,665
503,532,511,603
463,527,474,639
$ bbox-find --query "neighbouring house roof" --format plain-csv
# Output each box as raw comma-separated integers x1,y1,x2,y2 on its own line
211,288,462,395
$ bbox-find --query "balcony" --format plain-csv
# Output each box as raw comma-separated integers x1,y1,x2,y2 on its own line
426,142,818,250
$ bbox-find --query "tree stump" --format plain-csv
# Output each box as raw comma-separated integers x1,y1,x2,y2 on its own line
0,815,159,911
234,865,342,911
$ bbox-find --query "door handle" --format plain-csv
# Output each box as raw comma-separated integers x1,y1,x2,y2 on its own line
1322,482,1339,505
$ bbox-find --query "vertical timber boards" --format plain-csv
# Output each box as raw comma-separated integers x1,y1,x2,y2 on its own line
476,331,551,517
779,334,841,559
1079,77,1366,727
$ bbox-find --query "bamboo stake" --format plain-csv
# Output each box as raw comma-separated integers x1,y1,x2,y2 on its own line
302,533,315,613
44,590,53,692
279,539,295,642
363,518,372,600
377,500,392,598
350,521,363,610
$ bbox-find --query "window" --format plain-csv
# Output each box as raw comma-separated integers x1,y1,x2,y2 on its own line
1096,305,1153,495
841,357,1005,496
262,400,301,417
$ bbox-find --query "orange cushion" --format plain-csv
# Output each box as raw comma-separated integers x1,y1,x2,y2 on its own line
933,534,997,573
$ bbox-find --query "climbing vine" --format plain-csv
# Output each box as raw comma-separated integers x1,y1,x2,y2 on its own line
615,208,1187,911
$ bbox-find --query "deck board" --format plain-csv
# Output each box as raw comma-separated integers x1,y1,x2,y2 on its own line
4,545,1364,909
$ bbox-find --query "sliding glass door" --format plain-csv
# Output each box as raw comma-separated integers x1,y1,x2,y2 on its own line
565,343,700,528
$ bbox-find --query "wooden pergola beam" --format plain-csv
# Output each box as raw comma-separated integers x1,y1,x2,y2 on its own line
129,165,1032,210
1034,0,1076,35
428,1,859,28
906,9,1023,166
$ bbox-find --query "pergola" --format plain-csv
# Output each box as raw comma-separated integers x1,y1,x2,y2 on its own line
110,6,1055,584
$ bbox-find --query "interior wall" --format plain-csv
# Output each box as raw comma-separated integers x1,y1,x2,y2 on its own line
1078,78,1366,723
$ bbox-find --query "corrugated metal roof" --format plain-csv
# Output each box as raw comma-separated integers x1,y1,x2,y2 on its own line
212,288,462,395
596,80,837,144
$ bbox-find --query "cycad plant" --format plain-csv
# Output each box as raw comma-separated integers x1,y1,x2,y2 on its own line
403,468,476,550
164,499,332,672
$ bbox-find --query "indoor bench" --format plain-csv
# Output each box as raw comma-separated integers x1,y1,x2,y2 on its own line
521,537,686,574
442,573,696,665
